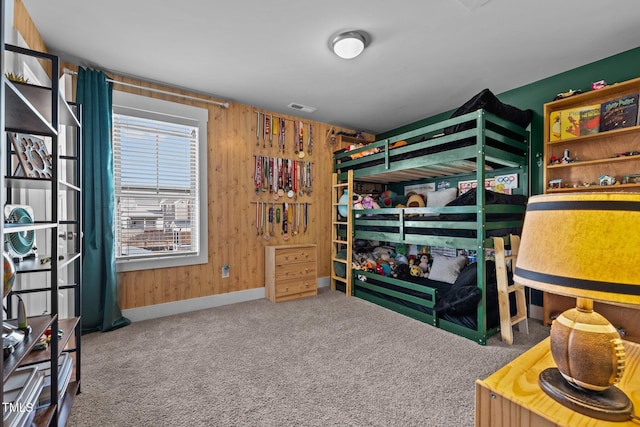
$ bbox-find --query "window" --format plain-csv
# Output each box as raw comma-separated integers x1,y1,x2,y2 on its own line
112,91,208,272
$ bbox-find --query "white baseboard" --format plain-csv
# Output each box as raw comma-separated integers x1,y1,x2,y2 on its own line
122,287,265,322
318,276,330,288
529,304,543,321
122,277,331,322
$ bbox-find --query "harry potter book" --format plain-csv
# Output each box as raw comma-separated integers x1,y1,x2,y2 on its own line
600,93,639,132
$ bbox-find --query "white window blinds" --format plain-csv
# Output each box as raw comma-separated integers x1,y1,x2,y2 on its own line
113,113,199,260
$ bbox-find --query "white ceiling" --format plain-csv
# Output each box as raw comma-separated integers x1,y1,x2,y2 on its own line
21,0,640,134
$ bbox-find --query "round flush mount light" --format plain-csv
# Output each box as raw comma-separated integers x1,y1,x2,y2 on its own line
331,30,369,59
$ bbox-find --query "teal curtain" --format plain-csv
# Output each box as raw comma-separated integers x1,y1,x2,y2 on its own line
76,68,130,333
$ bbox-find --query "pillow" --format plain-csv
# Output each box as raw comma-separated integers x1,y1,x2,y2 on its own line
427,255,467,284
424,188,458,217
426,188,458,207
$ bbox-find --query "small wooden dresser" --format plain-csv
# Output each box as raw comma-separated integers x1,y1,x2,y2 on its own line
265,244,317,302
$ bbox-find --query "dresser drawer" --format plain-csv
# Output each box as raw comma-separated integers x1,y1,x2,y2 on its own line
274,276,317,298
274,261,317,281
274,246,316,266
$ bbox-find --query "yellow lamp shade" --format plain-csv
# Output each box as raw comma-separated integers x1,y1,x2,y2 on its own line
514,192,640,421
514,192,640,305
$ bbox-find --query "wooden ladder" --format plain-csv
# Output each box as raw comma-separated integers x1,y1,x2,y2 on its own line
493,234,528,345
330,170,353,296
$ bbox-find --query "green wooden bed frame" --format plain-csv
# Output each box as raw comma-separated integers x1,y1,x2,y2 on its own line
333,109,530,344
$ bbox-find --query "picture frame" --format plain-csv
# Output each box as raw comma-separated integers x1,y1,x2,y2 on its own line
7,132,53,178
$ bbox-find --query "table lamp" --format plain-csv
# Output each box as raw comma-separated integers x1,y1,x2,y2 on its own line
513,192,640,422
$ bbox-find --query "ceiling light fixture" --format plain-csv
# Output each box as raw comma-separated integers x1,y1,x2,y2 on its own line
331,30,368,60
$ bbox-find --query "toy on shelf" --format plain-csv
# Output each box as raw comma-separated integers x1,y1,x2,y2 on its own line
599,175,617,186
591,80,607,90
561,149,572,164
553,89,582,101
623,174,640,184
549,179,563,189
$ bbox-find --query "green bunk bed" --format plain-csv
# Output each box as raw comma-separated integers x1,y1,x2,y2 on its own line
333,107,531,344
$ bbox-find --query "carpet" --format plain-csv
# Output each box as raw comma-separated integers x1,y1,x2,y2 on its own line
66,287,549,427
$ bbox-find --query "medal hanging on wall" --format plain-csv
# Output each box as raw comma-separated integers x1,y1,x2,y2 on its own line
289,203,295,237
271,115,277,147
282,202,289,241
261,156,268,192
287,160,295,199
307,123,313,155
264,203,273,241
292,203,299,236
254,156,261,194
256,112,262,147
288,203,294,237
256,201,261,236
298,121,305,159
259,201,265,237
269,202,276,236
302,161,312,195
278,158,285,198
279,117,286,153
303,202,308,233
271,158,278,199
264,114,271,148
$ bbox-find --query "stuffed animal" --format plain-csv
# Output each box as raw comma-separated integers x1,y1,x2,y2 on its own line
345,143,379,159
418,254,430,273
378,262,392,276
352,262,367,282
373,246,394,261
410,264,423,277
361,195,380,216
395,254,408,265
379,190,397,208
393,264,410,280
379,190,409,208
352,194,364,218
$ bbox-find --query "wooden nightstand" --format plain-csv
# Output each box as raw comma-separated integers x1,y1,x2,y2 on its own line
476,338,640,427
265,244,317,302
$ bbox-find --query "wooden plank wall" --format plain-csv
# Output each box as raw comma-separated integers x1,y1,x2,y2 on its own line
14,0,373,309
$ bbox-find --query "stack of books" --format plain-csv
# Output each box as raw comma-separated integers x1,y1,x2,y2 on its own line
550,93,639,140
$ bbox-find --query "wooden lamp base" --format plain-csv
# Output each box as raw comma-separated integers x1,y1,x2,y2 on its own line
539,368,634,422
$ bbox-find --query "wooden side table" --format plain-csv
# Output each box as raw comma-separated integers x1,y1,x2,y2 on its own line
476,338,640,427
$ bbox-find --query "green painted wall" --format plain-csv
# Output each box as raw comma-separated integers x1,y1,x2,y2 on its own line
378,46,640,195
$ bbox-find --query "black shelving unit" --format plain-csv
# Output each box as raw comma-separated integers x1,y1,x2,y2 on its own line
1,36,82,427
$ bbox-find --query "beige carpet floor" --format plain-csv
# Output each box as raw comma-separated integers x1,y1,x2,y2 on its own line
66,287,549,427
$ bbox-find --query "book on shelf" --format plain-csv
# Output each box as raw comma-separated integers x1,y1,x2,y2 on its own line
579,104,601,135
600,93,639,132
549,110,561,141
559,107,582,139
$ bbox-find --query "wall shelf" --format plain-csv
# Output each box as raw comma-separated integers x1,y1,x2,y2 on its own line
2,41,83,427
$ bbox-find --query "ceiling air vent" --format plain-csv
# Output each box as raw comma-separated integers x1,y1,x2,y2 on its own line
287,103,317,113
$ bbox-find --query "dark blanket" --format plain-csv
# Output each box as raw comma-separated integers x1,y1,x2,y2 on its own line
357,259,517,332
444,88,533,135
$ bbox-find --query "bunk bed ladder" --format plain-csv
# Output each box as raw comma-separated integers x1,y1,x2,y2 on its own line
493,234,529,345
330,170,354,295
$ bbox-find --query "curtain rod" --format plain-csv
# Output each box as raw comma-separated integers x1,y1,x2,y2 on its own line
64,68,229,108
